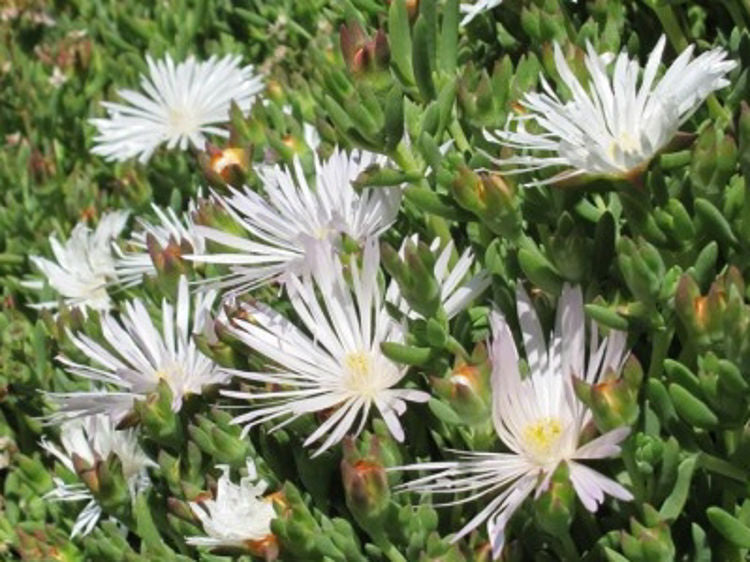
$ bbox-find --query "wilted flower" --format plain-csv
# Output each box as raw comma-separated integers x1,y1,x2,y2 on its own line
47,276,225,423
386,235,490,320
187,458,277,554
487,36,736,185
40,415,154,537
222,239,429,456
90,54,263,163
394,285,632,558
190,148,401,295
24,211,129,313
115,202,205,287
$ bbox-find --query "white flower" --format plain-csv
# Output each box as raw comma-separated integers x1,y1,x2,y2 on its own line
460,0,503,26
90,54,264,163
222,239,429,456
486,36,736,185
187,458,276,550
49,66,67,88
47,276,225,423
394,284,633,558
386,235,490,320
115,202,205,288
190,148,401,295
24,211,129,313
40,414,154,537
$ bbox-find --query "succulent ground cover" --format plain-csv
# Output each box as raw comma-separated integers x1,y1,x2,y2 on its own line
3,0,750,560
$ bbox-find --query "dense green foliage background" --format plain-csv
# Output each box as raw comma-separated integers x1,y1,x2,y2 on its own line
4,0,750,560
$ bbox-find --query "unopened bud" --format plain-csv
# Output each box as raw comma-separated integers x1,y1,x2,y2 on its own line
341,437,390,527
340,21,390,82
573,355,642,432
200,144,250,188
432,345,491,426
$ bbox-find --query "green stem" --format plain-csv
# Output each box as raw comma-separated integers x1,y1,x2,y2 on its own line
448,118,471,154
622,439,647,507
376,537,408,562
652,4,689,52
706,94,732,126
742,0,750,20
0,253,24,266
392,139,422,176
556,0,579,43
647,328,674,380
445,336,471,362
722,0,746,29
698,452,749,482
557,532,581,562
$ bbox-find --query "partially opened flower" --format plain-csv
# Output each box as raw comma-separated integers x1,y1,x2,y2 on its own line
40,414,154,537
47,276,224,423
386,235,490,320
24,211,129,313
221,239,429,456
187,458,277,555
394,284,632,558
486,36,736,185
460,0,503,26
115,202,205,287
90,54,263,163
190,148,401,295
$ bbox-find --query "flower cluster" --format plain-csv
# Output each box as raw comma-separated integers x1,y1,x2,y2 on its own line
14,4,742,560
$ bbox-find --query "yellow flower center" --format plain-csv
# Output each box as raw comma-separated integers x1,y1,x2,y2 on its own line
521,417,564,464
343,351,377,397
608,131,641,162
168,107,198,136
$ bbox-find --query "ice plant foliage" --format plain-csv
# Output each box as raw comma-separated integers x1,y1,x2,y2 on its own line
90,54,264,163
222,239,429,456
48,276,224,423
25,211,129,313
40,415,154,537
395,285,633,557
487,36,736,185
115,202,205,287
191,148,401,294
11,0,750,558
187,458,276,550
386,235,490,320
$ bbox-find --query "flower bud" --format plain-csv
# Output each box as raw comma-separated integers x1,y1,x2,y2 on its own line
134,379,184,449
621,505,675,561
341,437,390,527
72,453,99,494
675,268,745,351
270,483,319,559
381,240,442,319
549,212,588,282
96,454,130,514
146,232,187,297
431,343,491,426
199,143,250,188
634,434,663,476
690,124,737,204
340,22,390,87
573,355,642,432
193,197,245,237
449,165,521,239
